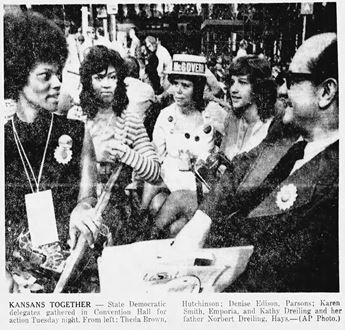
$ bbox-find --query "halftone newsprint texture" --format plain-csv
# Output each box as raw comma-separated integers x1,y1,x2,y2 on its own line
1,0,344,329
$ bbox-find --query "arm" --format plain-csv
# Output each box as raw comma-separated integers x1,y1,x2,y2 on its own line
119,112,161,183
172,166,238,250
91,112,161,184
173,152,254,249
152,110,167,161
69,127,98,248
77,126,98,206
205,67,223,98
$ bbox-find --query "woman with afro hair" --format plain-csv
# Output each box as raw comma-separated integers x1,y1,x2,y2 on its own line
4,10,97,292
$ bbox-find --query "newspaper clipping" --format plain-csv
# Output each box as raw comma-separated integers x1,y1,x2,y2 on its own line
1,0,344,329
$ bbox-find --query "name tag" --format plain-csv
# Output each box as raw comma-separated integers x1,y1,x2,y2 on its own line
25,190,59,247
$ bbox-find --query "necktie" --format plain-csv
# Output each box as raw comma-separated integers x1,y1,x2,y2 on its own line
267,140,308,185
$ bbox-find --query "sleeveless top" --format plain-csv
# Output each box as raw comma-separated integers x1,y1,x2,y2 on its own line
5,112,85,264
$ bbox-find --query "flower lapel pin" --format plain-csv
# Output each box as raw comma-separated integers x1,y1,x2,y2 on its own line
276,183,298,211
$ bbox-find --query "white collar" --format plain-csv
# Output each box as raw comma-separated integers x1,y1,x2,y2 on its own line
291,131,338,175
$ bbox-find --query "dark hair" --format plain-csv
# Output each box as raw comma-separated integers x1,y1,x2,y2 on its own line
145,52,162,94
79,46,128,119
4,11,68,100
229,55,277,121
308,37,338,85
97,27,105,37
124,56,140,79
168,74,207,112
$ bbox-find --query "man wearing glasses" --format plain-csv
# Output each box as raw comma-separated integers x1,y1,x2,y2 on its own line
174,33,338,292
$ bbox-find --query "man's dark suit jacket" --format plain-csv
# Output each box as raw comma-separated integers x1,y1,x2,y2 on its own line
200,121,339,292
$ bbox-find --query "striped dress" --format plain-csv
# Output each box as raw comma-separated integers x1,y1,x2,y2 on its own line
87,108,160,184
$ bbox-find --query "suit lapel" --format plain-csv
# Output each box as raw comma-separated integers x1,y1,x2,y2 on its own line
247,141,338,218
237,137,294,195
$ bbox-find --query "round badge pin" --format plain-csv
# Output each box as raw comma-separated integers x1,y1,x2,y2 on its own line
54,135,73,164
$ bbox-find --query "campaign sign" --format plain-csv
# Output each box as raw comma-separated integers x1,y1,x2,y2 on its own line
172,61,206,75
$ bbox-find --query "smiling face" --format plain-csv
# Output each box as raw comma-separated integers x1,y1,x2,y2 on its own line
171,78,194,108
91,65,118,106
21,62,62,113
229,74,253,116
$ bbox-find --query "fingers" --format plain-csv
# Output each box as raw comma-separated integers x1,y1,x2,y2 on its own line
69,207,99,249
68,227,77,250
78,212,99,248
107,152,120,162
101,145,121,162
108,140,127,153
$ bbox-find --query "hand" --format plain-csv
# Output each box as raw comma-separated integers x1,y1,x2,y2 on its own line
107,139,127,157
96,137,127,163
178,149,193,171
69,202,99,249
172,210,212,250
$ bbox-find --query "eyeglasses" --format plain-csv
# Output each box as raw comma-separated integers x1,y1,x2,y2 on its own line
284,71,316,89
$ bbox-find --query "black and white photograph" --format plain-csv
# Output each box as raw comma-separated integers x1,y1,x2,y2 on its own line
1,0,344,328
